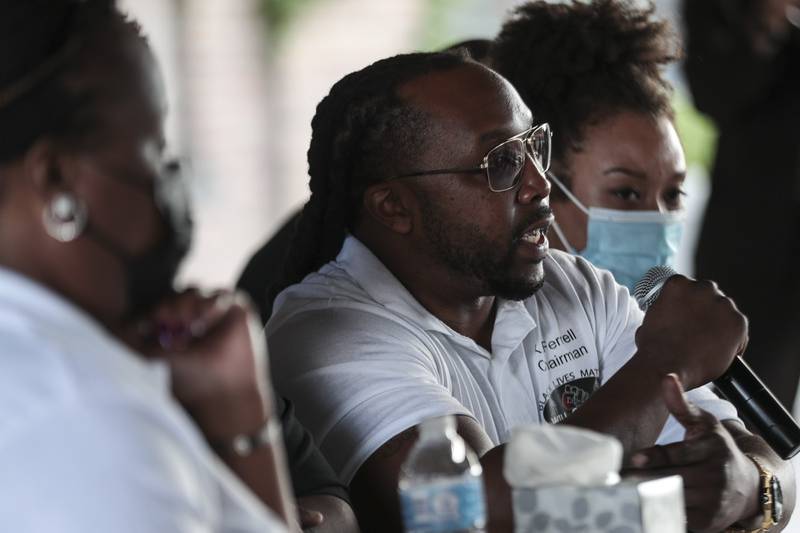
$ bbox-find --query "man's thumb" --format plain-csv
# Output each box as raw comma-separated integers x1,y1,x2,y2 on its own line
662,373,707,437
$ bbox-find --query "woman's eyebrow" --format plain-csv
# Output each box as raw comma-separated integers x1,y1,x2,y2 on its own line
602,167,647,180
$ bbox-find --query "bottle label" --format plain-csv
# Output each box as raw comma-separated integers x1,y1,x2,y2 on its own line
399,476,486,532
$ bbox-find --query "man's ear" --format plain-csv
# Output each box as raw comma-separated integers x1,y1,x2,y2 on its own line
361,182,415,235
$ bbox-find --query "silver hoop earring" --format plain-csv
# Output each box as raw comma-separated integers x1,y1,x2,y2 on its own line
43,193,88,243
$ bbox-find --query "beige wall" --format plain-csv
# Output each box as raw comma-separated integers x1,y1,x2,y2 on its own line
122,0,429,287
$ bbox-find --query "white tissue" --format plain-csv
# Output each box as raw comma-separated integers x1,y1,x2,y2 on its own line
503,424,623,488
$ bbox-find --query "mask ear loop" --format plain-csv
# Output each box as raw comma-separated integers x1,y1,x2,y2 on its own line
549,219,577,254
546,171,590,255
546,171,590,215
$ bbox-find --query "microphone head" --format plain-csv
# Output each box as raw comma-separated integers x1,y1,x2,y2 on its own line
633,265,677,311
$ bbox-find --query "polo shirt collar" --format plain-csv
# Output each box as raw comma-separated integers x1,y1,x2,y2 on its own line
336,236,537,360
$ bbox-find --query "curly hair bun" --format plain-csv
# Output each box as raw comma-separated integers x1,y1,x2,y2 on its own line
492,0,680,160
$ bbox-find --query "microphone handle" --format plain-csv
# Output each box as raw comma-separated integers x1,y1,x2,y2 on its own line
714,357,800,459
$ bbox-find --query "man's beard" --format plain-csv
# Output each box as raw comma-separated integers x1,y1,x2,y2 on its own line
418,194,550,301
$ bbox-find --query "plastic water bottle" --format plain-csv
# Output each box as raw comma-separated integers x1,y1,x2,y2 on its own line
398,415,487,533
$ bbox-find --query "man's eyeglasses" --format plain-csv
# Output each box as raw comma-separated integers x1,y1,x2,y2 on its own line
387,123,552,192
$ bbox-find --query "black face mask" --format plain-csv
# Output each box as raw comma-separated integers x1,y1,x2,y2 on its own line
84,161,193,319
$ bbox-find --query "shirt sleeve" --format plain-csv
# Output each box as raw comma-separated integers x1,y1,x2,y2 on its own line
275,394,350,502
269,307,473,484
0,399,284,533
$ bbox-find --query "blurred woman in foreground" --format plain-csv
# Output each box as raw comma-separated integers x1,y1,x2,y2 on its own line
0,1,296,531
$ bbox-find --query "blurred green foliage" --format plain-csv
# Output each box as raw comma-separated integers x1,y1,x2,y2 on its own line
416,0,464,51
673,91,718,173
259,0,321,46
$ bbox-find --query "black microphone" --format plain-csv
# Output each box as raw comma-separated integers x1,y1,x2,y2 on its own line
633,266,800,460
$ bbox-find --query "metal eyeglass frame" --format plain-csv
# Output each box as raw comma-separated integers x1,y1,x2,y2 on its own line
386,123,552,193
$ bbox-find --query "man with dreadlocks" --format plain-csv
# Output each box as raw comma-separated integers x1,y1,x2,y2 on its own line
266,45,790,533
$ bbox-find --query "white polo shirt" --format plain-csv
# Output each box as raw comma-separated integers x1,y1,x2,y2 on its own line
268,236,740,484
0,267,286,533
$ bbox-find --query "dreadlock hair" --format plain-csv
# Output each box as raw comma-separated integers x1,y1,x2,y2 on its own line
491,0,680,195
272,52,472,298
0,0,147,165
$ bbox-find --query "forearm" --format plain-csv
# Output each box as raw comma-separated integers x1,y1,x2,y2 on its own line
562,354,670,452
223,434,299,531
149,294,300,528
297,495,360,533
480,445,512,533
194,393,299,531
352,418,513,533
480,355,680,531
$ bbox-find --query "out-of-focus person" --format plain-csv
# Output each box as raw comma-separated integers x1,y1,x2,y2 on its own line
0,1,296,531
491,0,685,293
684,0,800,411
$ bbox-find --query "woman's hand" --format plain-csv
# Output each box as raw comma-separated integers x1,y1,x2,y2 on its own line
135,289,272,439
131,289,299,530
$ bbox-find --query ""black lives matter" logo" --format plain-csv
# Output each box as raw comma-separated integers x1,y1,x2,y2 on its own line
542,376,600,424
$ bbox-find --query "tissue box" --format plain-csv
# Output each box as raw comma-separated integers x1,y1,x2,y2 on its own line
512,475,685,533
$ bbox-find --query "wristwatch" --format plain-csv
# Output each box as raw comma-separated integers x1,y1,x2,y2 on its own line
728,454,784,532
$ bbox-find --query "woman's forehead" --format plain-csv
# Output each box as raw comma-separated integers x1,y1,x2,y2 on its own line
571,112,685,179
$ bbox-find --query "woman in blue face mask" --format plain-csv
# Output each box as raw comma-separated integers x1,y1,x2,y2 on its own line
545,112,687,291
491,0,687,291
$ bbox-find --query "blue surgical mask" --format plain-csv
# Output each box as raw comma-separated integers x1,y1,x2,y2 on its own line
547,172,684,291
